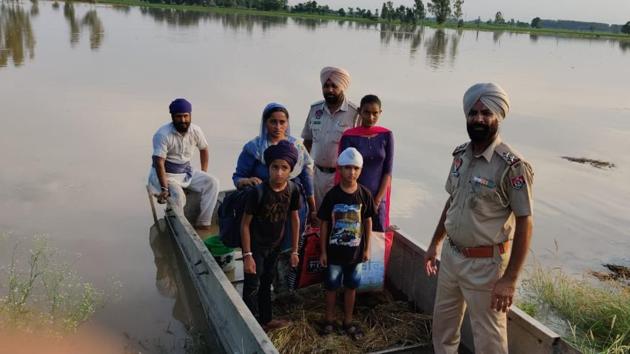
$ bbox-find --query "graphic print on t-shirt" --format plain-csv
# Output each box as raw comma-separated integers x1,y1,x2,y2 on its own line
330,203,362,247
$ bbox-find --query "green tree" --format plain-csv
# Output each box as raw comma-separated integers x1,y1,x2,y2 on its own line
531,16,541,28
494,11,505,24
452,0,463,22
337,8,345,16
414,0,425,21
380,2,388,19
621,21,630,34
428,0,450,24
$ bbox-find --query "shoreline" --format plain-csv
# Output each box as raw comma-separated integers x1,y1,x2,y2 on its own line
85,0,630,41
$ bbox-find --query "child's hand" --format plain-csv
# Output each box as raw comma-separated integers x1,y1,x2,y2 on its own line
244,256,256,274
320,253,327,267
362,249,370,262
290,253,299,268
308,212,319,227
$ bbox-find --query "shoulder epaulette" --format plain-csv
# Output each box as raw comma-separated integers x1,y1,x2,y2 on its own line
310,100,325,108
452,142,469,156
495,143,521,166
347,101,359,111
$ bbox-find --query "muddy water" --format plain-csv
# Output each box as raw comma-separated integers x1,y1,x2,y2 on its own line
1,1,629,349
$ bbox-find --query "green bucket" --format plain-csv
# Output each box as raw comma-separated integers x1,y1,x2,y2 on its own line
204,236,235,272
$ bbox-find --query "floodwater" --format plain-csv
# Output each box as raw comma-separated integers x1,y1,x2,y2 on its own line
1,0,629,350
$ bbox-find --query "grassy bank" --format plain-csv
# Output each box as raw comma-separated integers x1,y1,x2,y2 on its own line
84,0,630,41
519,264,630,353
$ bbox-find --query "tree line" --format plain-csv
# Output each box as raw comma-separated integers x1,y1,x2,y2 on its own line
138,0,630,34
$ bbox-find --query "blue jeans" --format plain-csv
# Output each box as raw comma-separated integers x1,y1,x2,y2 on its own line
325,263,362,290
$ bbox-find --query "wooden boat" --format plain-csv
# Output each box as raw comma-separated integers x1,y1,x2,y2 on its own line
157,190,580,354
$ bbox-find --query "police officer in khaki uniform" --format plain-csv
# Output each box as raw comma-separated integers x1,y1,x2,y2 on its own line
424,83,534,354
301,66,359,207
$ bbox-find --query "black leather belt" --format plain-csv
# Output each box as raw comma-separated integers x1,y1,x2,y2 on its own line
315,164,336,173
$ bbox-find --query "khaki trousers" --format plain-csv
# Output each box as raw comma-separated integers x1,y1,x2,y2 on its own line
432,242,509,354
313,167,335,207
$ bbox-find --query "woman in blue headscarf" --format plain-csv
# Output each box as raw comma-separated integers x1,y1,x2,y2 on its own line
232,103,316,291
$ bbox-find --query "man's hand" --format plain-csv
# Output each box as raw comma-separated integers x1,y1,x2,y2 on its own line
424,243,440,277
290,253,299,268
243,256,256,274
362,249,370,263
156,190,169,204
491,276,516,312
238,177,262,189
320,253,328,267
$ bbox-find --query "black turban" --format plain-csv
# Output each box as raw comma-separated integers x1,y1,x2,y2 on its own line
264,140,298,171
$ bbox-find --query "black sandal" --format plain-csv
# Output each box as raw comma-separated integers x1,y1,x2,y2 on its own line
321,321,335,336
343,323,364,340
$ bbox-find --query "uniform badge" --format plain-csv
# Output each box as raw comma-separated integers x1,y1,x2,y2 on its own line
451,158,462,177
501,151,520,166
510,175,526,190
315,109,323,118
473,176,496,188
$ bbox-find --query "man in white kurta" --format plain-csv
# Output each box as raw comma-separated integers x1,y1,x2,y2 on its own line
148,98,219,233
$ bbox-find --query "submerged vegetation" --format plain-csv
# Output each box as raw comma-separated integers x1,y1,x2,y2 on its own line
519,263,630,353
0,235,105,336
561,156,617,169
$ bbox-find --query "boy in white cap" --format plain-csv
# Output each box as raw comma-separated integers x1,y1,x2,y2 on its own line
317,147,376,339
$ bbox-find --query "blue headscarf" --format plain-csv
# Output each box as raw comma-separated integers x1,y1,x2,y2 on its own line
245,102,312,179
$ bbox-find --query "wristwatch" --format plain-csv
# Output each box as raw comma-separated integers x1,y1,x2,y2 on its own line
243,252,253,258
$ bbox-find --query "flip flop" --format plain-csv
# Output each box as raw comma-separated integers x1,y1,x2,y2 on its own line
321,321,336,336
343,323,364,340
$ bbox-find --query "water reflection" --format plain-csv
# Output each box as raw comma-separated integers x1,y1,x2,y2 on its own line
449,29,462,62
139,7,287,32
149,223,220,354
0,1,36,68
492,30,505,43
379,24,425,57
425,29,448,69
82,10,104,49
63,1,81,45
111,4,130,14
63,2,104,49
29,0,38,16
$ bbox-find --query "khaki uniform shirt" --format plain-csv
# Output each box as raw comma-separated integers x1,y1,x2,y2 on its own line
301,98,359,168
444,136,534,247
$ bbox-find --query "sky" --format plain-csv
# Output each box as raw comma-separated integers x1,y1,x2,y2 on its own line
287,0,630,25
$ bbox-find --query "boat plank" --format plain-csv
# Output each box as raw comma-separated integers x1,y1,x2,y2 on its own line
166,208,278,354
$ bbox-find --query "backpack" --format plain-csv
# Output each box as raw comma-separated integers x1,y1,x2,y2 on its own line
218,181,296,248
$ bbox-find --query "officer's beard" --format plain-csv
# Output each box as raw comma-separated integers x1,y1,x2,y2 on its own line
467,122,498,143
324,92,343,106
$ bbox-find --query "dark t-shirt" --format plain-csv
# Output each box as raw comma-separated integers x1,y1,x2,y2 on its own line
245,181,300,249
317,184,376,265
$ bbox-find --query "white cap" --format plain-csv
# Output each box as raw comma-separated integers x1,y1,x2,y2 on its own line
337,147,363,168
